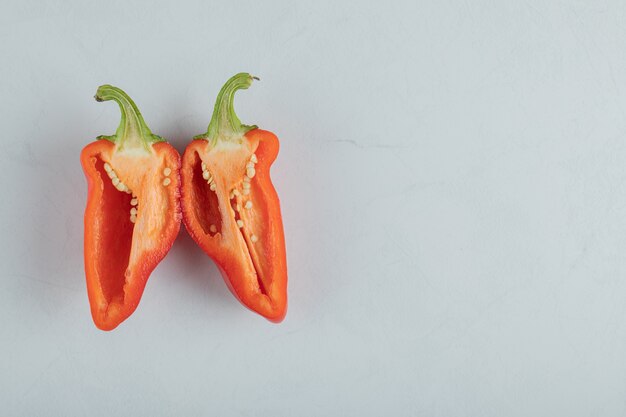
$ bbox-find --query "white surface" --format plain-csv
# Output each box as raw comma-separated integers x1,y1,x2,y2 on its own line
2,1,626,415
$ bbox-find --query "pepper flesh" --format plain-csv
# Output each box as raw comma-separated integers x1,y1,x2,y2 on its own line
81,85,181,330
181,73,287,321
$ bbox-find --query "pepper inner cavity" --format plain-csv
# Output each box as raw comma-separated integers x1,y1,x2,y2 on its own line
191,151,222,235
94,157,134,303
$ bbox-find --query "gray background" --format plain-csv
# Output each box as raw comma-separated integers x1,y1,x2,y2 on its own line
2,1,626,415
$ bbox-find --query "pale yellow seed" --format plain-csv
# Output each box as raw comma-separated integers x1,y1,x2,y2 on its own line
210,183,216,191
125,188,132,194
130,198,138,206
202,170,210,180
243,189,250,195
163,167,171,176
250,234,258,243
242,182,251,189
163,178,171,186
245,201,253,209
246,168,256,178
104,163,112,173
251,154,258,163
236,220,244,228
130,207,138,215
246,161,255,169
209,224,217,233
243,176,250,183
201,162,207,170
130,216,136,224
112,177,120,186
232,189,240,196
107,170,116,179
115,182,126,192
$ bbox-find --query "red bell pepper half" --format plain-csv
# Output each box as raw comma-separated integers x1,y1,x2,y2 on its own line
81,85,181,330
181,73,288,322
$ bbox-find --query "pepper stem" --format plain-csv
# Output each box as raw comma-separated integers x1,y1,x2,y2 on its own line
197,73,259,145
95,85,163,152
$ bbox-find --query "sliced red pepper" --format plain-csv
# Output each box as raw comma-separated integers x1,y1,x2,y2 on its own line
81,85,181,330
181,73,288,322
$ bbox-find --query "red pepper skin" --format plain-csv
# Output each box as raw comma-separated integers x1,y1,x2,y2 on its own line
81,86,181,330
181,74,288,322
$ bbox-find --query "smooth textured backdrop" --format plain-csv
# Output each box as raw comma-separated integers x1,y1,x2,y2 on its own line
2,1,626,415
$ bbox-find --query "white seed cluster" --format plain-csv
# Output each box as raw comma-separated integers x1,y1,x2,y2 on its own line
129,192,139,223
205,154,260,242
104,162,131,194
228,190,235,199
162,166,171,186
103,162,140,223
241,153,257,196
201,162,217,191
227,154,261,243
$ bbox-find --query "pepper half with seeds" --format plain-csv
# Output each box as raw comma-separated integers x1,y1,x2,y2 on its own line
181,73,288,322
81,85,181,330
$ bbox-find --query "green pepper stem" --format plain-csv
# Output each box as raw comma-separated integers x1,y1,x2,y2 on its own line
95,85,163,152
199,73,258,145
